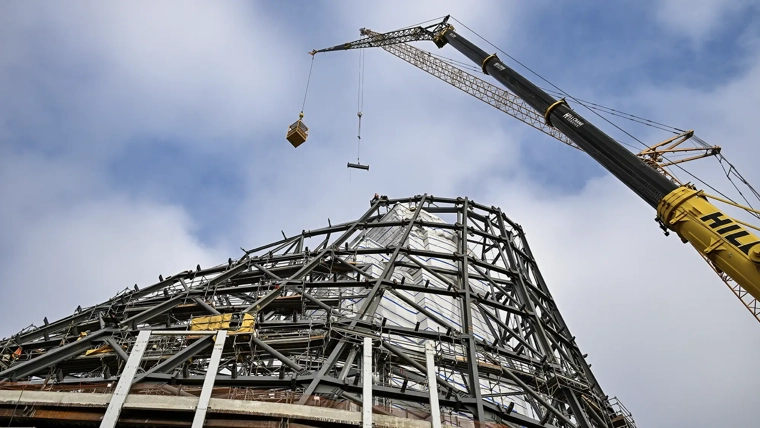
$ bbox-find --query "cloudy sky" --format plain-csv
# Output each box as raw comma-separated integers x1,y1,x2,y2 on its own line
1,1,759,427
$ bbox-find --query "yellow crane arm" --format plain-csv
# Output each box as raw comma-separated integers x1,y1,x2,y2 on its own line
658,188,760,300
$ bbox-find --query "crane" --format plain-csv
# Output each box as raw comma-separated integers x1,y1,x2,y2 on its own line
310,16,760,322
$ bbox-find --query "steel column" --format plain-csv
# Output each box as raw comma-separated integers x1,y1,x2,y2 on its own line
459,198,485,422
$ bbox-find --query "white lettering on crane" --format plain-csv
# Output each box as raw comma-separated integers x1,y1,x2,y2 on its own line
562,112,584,128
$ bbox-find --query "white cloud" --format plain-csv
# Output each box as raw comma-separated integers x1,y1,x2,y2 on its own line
481,172,760,427
0,195,223,338
0,1,302,156
652,0,756,45
1,1,760,427
0,150,224,338
472,22,760,426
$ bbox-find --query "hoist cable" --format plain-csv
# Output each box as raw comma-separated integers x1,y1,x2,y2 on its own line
671,162,743,206
432,51,681,133
539,88,685,133
451,17,653,152
356,49,365,163
717,156,760,218
396,15,450,31
422,40,684,137
301,55,315,113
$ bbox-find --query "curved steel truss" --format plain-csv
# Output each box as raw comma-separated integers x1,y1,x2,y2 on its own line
0,195,635,428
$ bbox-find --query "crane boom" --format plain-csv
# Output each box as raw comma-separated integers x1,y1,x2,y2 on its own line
440,28,678,207
312,17,760,313
359,28,579,151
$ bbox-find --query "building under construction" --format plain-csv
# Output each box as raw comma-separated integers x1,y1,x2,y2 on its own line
0,195,636,428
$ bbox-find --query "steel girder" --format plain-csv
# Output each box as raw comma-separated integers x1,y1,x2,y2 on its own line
0,195,634,428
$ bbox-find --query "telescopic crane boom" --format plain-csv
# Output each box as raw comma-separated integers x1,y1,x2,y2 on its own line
312,16,760,310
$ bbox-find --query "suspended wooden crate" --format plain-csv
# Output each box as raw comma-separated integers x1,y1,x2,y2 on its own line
286,113,309,148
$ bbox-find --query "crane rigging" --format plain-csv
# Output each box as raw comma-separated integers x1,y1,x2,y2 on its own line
307,15,760,322
347,47,369,171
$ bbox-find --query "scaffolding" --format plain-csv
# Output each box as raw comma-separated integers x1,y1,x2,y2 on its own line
0,195,635,428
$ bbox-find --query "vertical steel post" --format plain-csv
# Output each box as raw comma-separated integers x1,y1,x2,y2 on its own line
459,198,485,422
425,341,441,428
191,330,228,428
362,337,372,428
100,330,151,428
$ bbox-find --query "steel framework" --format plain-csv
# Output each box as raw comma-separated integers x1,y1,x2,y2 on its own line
0,195,635,428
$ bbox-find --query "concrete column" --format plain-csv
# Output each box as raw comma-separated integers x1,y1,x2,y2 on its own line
363,337,372,428
191,330,228,428
425,341,441,428
100,330,151,428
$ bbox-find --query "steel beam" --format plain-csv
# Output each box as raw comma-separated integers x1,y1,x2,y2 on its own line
298,195,428,404
338,346,359,381
380,340,458,394
564,388,593,428
209,260,251,286
490,359,577,428
120,296,184,328
250,336,304,373
10,310,95,346
193,297,221,315
385,288,459,333
132,335,214,383
104,337,130,363
0,329,112,381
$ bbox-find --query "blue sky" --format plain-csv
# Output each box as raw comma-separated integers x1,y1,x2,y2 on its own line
1,1,759,427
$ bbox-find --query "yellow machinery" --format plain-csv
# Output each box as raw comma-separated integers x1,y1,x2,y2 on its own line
658,187,760,299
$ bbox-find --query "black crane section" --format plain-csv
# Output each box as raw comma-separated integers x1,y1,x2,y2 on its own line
312,16,678,209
